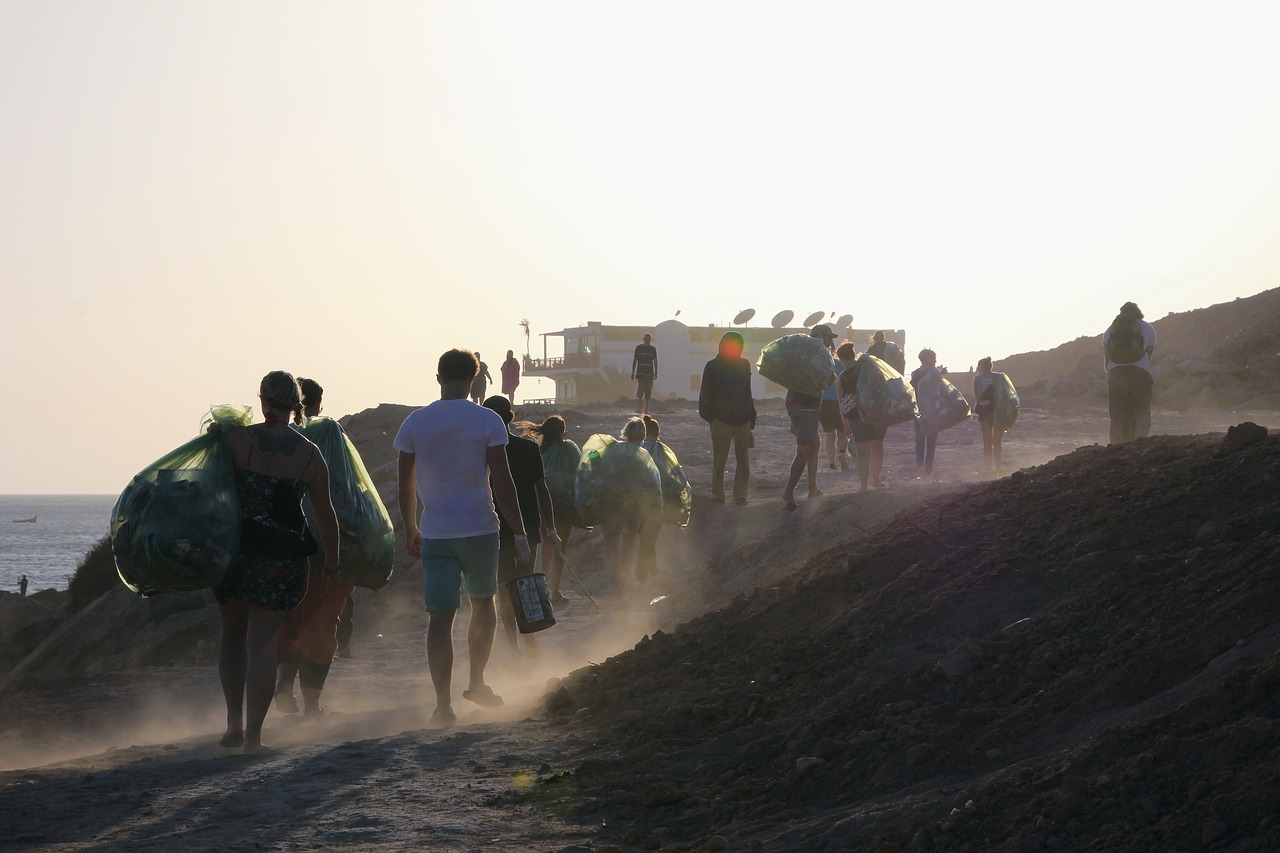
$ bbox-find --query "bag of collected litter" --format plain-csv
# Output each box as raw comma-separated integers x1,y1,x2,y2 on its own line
539,439,583,528
301,416,395,590
575,434,662,528
111,405,252,596
646,440,692,527
756,335,834,398
853,354,917,427
917,371,971,435
992,372,1020,432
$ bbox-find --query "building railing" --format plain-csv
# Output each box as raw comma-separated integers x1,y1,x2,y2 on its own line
523,353,599,372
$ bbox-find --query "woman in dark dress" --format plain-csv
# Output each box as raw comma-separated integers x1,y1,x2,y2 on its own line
215,371,339,753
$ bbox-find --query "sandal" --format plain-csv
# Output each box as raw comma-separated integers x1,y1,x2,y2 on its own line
462,685,504,708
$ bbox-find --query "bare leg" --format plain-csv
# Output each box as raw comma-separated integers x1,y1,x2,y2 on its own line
218,601,249,744
497,585,520,653
783,448,807,505
243,606,288,753
981,422,994,470
871,440,885,487
426,608,458,716
466,595,497,693
993,429,1004,471
854,440,871,490
274,659,299,713
805,442,820,496
825,429,838,467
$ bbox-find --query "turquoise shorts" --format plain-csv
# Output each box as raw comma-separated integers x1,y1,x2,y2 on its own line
422,533,499,611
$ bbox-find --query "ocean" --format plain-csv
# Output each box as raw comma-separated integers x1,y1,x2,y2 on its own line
0,495,117,592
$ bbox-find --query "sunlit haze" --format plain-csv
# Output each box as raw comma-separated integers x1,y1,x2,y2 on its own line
3,1,1278,493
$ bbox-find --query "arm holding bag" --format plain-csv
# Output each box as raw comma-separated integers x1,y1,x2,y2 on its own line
111,405,252,596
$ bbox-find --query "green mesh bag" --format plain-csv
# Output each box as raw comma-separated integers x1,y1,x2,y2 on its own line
111,405,252,596
855,354,918,427
756,335,834,397
301,416,395,590
540,439,584,529
917,371,972,436
647,440,692,527
992,372,1020,432
575,434,662,528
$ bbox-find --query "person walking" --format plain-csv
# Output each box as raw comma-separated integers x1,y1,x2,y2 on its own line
273,377,360,718
500,350,521,403
1103,302,1157,444
698,331,756,506
215,370,340,753
781,326,837,509
835,342,888,491
818,331,850,472
910,349,943,479
518,415,582,602
631,334,658,414
395,349,529,724
972,357,1004,472
18,574,28,596
482,395,558,658
469,353,493,404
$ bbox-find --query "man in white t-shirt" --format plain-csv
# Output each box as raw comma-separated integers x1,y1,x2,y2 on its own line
395,348,530,724
1102,301,1158,444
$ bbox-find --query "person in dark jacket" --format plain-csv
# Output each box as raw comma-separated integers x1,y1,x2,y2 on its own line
698,332,757,506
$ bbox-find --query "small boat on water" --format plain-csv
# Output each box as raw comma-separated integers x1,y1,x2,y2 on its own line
12,516,37,523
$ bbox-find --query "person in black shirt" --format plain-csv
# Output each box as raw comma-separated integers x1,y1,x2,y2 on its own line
698,331,756,505
631,334,658,414
483,396,559,657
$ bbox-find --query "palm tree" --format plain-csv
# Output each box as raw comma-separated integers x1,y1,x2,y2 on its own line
519,319,531,358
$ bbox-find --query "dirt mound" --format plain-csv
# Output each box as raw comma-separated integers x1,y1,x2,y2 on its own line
542,428,1280,851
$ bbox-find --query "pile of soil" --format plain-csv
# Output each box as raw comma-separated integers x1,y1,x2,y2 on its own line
539,427,1280,852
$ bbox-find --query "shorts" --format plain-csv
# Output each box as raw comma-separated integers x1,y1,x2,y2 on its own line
847,416,888,443
498,538,541,585
819,400,843,433
789,407,820,446
636,376,654,398
421,533,499,611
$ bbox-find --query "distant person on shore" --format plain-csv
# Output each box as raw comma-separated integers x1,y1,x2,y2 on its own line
18,574,28,596
836,342,887,491
395,349,528,723
781,326,837,509
482,395,557,658
1103,302,1157,444
469,353,493,405
972,357,1004,473
215,370,340,753
818,328,850,472
632,334,658,414
273,377,359,718
910,349,943,479
500,350,521,403
698,331,756,506
517,415,582,603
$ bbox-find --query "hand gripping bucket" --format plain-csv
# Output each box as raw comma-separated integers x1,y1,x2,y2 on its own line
506,572,557,634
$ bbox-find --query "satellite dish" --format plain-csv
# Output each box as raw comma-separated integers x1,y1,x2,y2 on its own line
733,308,756,325
770,310,794,329
836,313,854,328
803,311,825,327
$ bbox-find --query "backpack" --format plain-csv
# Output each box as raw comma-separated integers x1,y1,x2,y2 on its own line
1106,315,1145,364
883,341,906,374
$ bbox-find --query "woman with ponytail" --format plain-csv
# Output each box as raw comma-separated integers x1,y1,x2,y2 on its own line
214,370,340,753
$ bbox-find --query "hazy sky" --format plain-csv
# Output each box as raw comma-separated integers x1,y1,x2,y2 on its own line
3,1,1279,494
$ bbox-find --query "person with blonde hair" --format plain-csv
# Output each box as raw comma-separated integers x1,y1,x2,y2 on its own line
215,370,340,753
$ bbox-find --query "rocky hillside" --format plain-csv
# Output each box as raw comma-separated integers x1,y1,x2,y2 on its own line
999,287,1280,411
537,425,1280,852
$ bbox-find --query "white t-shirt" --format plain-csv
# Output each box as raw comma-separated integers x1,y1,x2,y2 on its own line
393,399,510,539
1103,319,1157,373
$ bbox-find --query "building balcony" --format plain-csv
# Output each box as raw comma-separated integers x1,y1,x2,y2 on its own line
524,353,599,373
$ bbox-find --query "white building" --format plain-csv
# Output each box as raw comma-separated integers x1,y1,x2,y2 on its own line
524,319,906,404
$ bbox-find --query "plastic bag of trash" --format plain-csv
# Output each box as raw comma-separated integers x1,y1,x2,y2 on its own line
852,354,918,427
646,440,692,527
111,405,252,596
992,372,1020,432
300,416,395,590
917,371,971,435
575,434,662,528
539,439,584,528
756,335,834,398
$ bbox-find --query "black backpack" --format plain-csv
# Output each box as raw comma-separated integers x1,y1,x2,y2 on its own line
1106,315,1145,364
